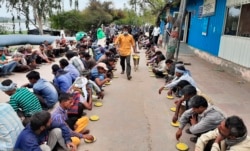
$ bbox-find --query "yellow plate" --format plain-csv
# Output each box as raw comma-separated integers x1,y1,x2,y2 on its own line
89,115,99,121
94,102,103,107
176,142,189,151
170,107,176,112
148,69,153,72
167,95,174,99
113,75,119,78
171,121,180,127
84,136,97,143
150,75,155,77
105,82,111,85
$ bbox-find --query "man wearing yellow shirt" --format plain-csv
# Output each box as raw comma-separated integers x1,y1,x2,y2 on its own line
115,26,137,80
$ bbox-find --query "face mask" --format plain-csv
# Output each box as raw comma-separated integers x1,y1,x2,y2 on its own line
123,31,128,35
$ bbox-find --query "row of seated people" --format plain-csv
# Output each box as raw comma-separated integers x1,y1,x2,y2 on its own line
0,43,119,150
144,45,250,151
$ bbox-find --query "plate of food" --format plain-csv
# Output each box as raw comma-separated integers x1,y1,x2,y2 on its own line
176,142,189,151
171,121,180,127
84,136,97,143
89,115,100,121
167,95,174,99
94,102,103,107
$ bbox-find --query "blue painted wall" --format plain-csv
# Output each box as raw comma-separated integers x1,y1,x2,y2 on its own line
186,0,226,56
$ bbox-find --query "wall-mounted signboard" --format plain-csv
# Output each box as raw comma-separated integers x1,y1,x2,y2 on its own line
202,0,216,16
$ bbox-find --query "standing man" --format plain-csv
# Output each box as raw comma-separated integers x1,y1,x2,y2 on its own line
115,26,137,80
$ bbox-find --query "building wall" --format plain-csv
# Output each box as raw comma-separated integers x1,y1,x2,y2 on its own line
218,1,250,68
186,0,226,56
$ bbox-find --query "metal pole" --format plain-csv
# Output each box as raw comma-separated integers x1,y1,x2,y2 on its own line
175,0,187,62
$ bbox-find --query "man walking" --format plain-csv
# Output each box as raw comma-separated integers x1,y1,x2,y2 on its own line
115,26,137,80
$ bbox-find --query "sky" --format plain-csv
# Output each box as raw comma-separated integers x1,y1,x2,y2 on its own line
0,0,129,17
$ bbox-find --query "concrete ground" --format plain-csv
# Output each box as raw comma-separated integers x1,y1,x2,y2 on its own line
1,43,250,151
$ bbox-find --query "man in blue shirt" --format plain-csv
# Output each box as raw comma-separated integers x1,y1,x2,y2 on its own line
59,58,80,82
23,71,58,109
90,62,110,88
52,64,73,93
14,111,76,151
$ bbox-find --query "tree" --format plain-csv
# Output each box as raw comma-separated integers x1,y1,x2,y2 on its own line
50,10,84,36
0,0,79,34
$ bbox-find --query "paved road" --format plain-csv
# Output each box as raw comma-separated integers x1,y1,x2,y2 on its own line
1,43,250,151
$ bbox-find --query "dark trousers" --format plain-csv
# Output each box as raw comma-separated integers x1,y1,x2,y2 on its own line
120,55,131,77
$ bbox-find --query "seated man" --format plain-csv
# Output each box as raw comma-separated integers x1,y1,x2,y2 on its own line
176,95,225,143
152,54,166,78
65,51,85,73
102,57,116,78
52,93,94,146
0,48,17,77
59,58,80,82
52,64,73,93
195,116,250,151
23,71,58,109
14,111,76,151
158,65,196,96
0,79,42,125
0,103,24,150
172,84,197,123
90,62,110,88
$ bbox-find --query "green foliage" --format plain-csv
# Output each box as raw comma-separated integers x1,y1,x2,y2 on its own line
49,0,126,33
50,10,84,35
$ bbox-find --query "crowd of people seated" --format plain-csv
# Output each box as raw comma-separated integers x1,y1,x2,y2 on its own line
142,30,250,150
0,27,124,150
0,23,250,151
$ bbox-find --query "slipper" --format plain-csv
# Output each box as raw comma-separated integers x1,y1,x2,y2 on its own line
89,115,99,121
84,136,97,143
171,121,180,127
167,95,174,99
176,142,189,151
94,102,103,107
170,107,176,112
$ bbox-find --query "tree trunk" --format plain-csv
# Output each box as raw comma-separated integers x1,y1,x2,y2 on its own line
37,16,44,35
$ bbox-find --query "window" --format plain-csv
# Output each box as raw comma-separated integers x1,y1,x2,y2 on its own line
238,4,250,37
224,6,241,36
224,3,250,37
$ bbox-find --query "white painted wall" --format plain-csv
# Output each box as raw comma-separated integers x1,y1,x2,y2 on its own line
219,35,250,68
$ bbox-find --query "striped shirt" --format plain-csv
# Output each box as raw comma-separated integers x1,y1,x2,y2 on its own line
0,103,24,150
9,88,42,117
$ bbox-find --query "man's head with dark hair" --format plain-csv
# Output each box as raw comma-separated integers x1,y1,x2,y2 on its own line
176,80,191,89
0,79,17,96
52,64,60,75
30,111,51,132
165,59,174,64
59,93,74,110
26,71,40,84
65,51,76,60
190,95,208,114
182,85,197,96
1,79,13,86
223,116,247,138
59,59,69,69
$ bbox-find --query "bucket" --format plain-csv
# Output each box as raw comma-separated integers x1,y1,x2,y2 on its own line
132,54,140,71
